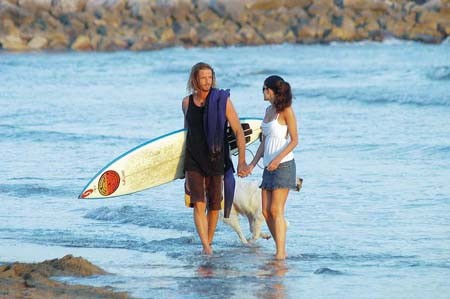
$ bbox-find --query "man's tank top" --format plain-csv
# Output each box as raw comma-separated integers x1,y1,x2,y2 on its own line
184,94,224,176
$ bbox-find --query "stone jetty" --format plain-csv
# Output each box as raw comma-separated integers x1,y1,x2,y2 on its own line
0,0,449,52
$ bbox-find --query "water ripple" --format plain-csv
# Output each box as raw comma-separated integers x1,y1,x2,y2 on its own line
0,124,136,143
427,66,450,81
0,183,67,198
84,206,193,232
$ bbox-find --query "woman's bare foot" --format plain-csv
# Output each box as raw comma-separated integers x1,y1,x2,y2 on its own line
202,245,213,255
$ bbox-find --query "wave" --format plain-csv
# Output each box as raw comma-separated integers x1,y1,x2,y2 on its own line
289,253,450,269
242,69,285,76
289,252,418,263
0,183,68,198
0,227,194,253
300,90,450,107
84,206,193,232
423,145,450,158
427,66,450,81
329,37,416,47
0,124,137,143
287,252,450,270
313,267,344,275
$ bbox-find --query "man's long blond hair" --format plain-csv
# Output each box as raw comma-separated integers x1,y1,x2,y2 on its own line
187,62,216,93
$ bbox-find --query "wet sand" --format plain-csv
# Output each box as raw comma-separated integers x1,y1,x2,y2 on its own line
0,254,130,299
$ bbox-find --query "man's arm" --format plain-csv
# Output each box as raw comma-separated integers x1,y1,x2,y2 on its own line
225,98,247,176
182,96,189,128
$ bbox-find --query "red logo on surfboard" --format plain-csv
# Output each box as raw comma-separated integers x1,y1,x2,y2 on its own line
98,170,120,196
81,189,93,198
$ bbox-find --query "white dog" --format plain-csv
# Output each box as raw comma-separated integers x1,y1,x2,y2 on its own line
222,179,271,244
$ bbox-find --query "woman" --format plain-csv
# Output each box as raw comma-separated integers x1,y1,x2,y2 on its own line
246,75,298,260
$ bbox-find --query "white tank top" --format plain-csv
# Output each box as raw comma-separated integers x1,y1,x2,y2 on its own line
261,112,294,167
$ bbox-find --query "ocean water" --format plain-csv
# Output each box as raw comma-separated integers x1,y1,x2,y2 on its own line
1,41,450,299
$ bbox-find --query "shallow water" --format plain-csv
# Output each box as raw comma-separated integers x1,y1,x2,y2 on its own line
1,41,450,298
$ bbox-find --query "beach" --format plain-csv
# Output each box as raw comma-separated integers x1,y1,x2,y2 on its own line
1,42,449,298
0,255,129,298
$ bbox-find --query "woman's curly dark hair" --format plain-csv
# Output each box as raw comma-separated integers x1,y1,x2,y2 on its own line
264,75,292,112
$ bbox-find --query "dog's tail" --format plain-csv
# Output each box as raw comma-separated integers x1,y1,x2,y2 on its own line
296,178,303,192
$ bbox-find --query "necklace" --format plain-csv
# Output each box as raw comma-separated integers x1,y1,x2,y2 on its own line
194,95,206,107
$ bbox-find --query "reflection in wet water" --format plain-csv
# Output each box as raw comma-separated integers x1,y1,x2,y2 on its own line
257,260,288,299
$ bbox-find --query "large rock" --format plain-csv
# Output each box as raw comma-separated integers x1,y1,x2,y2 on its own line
245,0,286,10
286,0,314,8
85,0,127,14
0,34,28,51
174,26,198,45
51,0,86,15
260,19,287,43
198,8,224,30
18,0,52,14
71,35,93,50
38,11,64,31
28,35,48,49
209,0,249,24
0,1,29,18
47,32,70,50
0,255,128,299
1,17,20,35
297,20,324,43
159,27,176,43
308,0,336,17
129,34,159,50
344,0,390,12
237,24,264,44
127,0,155,19
1,0,450,52
327,16,358,41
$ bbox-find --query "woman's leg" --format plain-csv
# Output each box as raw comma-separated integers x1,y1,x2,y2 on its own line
270,188,289,260
262,189,276,241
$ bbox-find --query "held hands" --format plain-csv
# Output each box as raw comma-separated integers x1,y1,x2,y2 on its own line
238,162,254,177
237,157,281,177
237,161,248,178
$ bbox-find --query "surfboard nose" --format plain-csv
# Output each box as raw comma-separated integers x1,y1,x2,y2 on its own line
79,189,93,199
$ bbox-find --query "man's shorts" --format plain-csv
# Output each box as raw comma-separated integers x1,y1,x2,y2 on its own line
185,171,223,211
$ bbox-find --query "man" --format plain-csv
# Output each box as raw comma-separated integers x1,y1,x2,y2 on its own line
182,62,247,255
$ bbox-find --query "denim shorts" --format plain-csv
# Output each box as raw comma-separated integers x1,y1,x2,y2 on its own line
260,159,296,190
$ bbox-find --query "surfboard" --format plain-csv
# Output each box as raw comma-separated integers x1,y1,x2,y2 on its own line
79,118,262,199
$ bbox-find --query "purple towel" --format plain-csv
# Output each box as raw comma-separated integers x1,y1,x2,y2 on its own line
203,88,229,158
203,88,235,218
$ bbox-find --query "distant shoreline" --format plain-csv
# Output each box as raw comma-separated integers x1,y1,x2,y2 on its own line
1,0,449,52
0,255,130,299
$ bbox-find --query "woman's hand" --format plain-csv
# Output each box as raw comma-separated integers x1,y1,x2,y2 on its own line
267,157,282,171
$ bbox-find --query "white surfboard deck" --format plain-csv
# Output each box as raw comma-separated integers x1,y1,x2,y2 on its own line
79,118,262,199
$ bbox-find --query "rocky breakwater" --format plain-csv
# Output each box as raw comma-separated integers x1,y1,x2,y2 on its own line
0,0,449,52
0,254,129,298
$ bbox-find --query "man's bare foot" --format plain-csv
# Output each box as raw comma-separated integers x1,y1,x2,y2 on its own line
274,253,286,260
